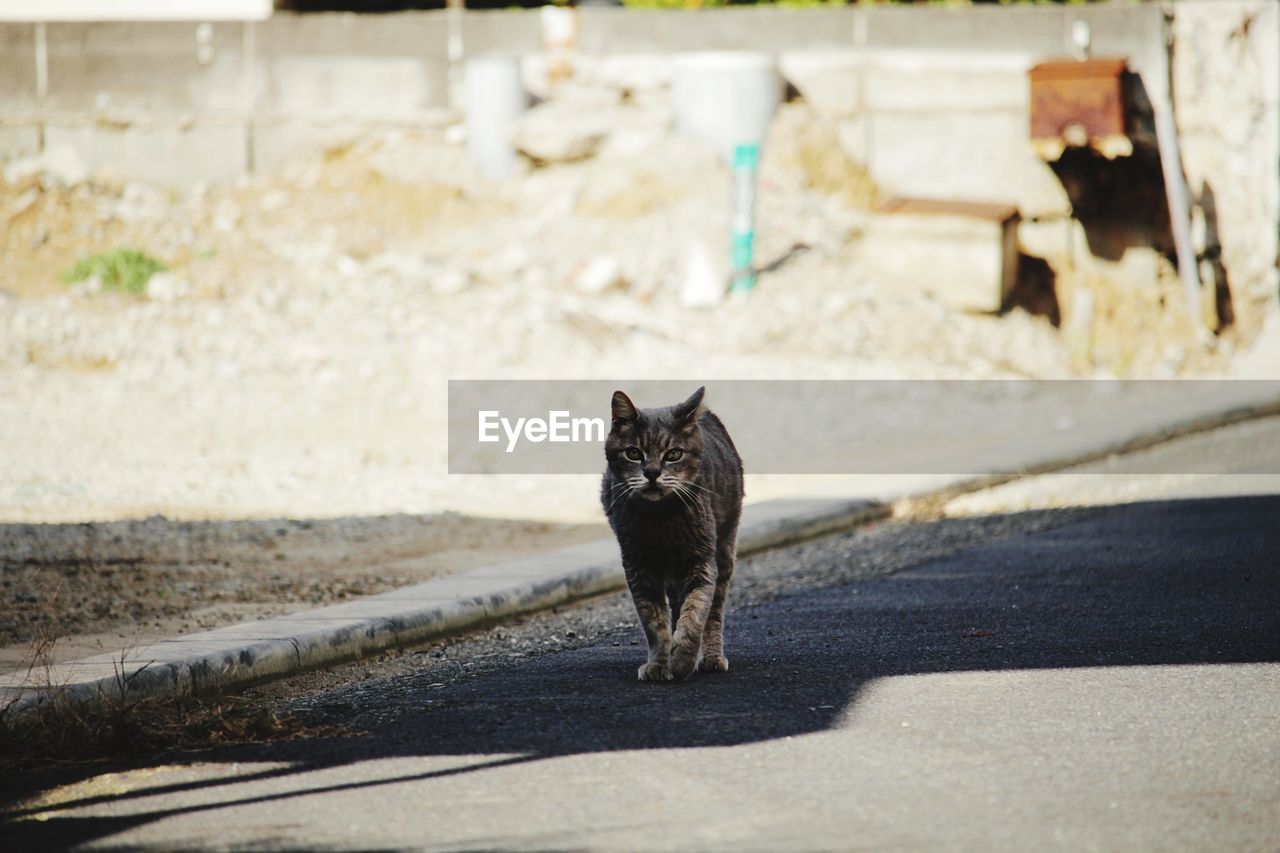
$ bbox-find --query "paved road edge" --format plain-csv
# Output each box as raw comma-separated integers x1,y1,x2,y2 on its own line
4,389,1279,721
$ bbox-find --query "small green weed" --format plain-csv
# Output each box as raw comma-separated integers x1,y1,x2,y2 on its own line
62,247,166,295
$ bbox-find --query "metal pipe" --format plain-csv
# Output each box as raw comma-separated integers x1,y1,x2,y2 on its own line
34,20,46,150
1149,13,1212,339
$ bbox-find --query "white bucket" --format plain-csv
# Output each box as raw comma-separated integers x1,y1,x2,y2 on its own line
464,54,528,180
671,52,782,163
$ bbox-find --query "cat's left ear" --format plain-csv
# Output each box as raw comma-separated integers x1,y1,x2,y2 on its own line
672,386,706,427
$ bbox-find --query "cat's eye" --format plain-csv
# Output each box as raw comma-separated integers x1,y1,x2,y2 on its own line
624,447,643,461
664,449,684,462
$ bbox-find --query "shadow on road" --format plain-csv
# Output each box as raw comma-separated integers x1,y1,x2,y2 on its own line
4,494,1279,847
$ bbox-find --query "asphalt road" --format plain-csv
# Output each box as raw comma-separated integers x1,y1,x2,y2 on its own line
4,429,1280,850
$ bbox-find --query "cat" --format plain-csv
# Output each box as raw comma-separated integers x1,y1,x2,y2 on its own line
600,386,744,682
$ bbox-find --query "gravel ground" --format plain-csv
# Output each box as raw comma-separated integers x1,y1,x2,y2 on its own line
0,514,603,672
254,504,1097,731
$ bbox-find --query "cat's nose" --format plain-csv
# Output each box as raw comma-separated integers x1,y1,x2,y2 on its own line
643,465,661,482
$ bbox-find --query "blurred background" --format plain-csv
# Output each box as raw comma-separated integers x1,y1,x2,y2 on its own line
2,1,1279,659
4,0,1279,519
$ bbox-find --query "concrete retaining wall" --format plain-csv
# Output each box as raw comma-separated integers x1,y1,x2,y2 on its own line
1170,1,1280,314
0,14,454,181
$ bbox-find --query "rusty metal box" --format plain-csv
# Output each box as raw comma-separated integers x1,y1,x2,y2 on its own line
1029,58,1130,158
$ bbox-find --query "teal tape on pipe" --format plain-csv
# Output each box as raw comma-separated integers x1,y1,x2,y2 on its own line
730,143,759,293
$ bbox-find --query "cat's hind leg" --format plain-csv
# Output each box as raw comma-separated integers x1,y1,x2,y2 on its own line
700,535,736,673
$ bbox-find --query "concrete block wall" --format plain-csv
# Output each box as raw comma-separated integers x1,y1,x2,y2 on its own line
0,23,38,113
844,51,1073,219
0,13,453,183
43,121,247,186
252,13,451,172
461,8,539,54
36,21,250,183
0,22,40,159
44,22,247,115
255,13,451,121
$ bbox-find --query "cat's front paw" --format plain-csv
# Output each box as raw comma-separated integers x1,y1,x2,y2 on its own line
669,649,699,680
699,653,729,673
637,662,673,682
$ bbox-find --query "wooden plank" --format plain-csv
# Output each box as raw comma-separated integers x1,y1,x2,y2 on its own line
877,196,1019,224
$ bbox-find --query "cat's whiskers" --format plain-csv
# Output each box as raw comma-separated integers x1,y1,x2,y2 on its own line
681,480,721,498
605,479,640,514
672,480,704,513
670,486,696,513
669,480,710,521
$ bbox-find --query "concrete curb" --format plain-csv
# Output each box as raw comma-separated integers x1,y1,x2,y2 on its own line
3,385,1278,721
0,498,887,719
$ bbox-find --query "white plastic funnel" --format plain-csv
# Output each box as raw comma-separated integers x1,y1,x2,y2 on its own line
671,52,782,163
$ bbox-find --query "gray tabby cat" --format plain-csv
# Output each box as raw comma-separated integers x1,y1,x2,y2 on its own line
601,386,745,681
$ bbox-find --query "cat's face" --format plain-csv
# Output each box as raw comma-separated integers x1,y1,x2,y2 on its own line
605,387,705,503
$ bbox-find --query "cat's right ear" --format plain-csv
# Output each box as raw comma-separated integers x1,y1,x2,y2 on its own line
611,390,639,429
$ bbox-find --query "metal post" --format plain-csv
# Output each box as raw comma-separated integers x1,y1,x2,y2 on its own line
242,20,256,175
447,0,465,114
1148,13,1212,340
34,20,47,150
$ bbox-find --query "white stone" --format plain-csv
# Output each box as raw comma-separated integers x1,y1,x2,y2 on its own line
42,144,91,187
116,181,169,222
336,255,363,277
512,100,609,164
779,50,863,117
2,154,42,187
3,144,89,188
679,241,726,309
8,187,40,220
146,272,190,302
520,54,554,104
444,124,467,146
370,141,477,192
212,197,241,232
432,269,471,296
575,255,625,295
494,244,530,275
370,252,434,286
261,190,289,212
